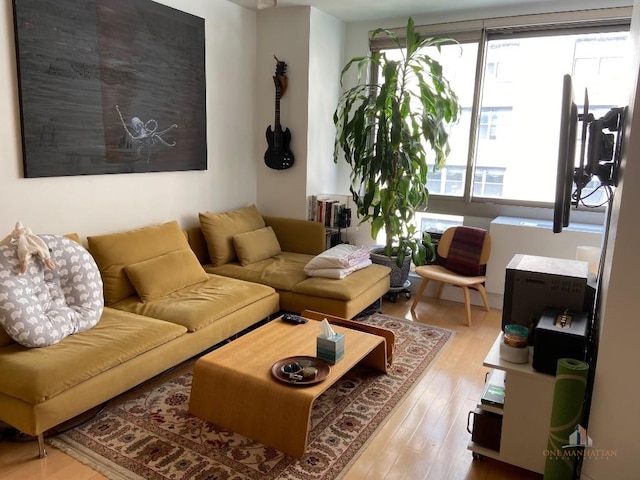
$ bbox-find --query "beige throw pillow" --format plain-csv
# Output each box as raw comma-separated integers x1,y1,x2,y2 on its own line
233,226,282,266
124,249,209,302
199,204,265,266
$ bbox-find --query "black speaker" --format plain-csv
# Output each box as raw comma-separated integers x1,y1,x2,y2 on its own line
532,307,588,375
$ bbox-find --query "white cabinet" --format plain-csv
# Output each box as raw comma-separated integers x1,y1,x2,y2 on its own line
468,333,555,474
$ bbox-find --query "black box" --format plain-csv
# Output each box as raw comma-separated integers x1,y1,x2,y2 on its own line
468,408,502,451
532,307,588,375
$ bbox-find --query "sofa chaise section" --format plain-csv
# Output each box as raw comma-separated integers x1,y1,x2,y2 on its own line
193,205,391,319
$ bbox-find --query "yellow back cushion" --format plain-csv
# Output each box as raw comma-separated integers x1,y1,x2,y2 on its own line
124,249,209,302
87,221,190,305
199,205,265,267
233,226,282,266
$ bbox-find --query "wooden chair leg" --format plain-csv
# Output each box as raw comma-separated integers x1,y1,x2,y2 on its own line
436,282,445,300
476,283,490,312
411,278,430,311
462,286,472,326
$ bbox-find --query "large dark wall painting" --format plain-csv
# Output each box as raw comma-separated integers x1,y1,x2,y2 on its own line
13,0,206,177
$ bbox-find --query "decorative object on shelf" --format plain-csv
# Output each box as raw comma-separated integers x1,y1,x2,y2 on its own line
265,56,294,170
333,17,460,280
13,0,206,177
533,308,588,375
499,325,530,364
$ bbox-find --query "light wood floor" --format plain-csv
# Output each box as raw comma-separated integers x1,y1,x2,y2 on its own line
0,297,542,479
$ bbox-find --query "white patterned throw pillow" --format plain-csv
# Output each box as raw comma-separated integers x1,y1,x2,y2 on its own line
0,234,104,348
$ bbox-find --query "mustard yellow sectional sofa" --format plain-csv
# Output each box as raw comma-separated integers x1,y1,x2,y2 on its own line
0,205,390,459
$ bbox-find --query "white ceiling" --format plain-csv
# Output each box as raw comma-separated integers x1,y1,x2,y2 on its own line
227,0,632,23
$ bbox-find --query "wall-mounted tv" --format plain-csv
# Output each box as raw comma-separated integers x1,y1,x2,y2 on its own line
553,74,580,233
554,74,628,234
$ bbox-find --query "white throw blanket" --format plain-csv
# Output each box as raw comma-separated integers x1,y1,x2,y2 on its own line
305,244,370,270
305,258,372,279
304,244,371,279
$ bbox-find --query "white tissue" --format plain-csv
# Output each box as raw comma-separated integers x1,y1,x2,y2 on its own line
320,319,337,339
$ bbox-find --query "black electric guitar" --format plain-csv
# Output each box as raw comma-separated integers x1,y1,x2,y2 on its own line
264,57,294,170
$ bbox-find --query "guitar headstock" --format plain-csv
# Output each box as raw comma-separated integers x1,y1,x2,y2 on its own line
273,55,288,97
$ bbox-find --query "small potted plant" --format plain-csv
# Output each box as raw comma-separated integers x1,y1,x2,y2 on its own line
333,18,460,286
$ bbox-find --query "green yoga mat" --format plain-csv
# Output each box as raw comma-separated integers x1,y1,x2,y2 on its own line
544,358,590,480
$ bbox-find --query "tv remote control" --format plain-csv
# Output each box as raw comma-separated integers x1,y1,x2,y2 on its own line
282,313,308,324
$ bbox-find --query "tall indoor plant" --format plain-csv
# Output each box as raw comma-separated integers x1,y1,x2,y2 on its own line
333,18,460,285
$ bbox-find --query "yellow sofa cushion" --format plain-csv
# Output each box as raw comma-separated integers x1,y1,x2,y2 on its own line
87,221,191,305
263,216,326,255
0,308,186,405
206,252,311,291
124,249,209,302
233,226,282,266
199,205,265,267
112,274,277,332
291,264,392,301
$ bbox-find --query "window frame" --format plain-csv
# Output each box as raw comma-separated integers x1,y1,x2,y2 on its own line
368,7,632,224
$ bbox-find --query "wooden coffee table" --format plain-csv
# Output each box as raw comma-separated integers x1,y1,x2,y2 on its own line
189,314,389,457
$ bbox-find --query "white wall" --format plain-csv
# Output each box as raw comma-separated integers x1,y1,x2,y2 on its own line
255,7,345,219
255,7,311,218
582,1,640,476
0,0,258,237
306,9,344,201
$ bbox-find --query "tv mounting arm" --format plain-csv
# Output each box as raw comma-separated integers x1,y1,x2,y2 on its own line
573,106,627,202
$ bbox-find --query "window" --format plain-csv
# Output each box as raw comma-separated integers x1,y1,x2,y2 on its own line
416,212,463,234
478,107,512,140
475,32,630,205
373,10,631,213
474,166,506,197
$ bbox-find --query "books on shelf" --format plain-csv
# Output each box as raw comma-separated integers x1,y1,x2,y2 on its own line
307,194,350,229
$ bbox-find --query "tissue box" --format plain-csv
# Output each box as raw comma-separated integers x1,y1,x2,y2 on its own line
317,333,345,364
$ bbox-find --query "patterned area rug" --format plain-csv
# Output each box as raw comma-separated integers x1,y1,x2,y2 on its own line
49,313,454,480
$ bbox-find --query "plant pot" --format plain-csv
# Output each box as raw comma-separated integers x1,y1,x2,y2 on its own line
370,248,411,288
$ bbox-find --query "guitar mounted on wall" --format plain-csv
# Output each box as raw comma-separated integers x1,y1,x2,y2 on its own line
264,56,294,170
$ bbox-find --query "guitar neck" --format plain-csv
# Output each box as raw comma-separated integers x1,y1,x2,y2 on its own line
274,89,282,133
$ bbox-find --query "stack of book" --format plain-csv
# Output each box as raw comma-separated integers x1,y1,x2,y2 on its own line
308,194,349,228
